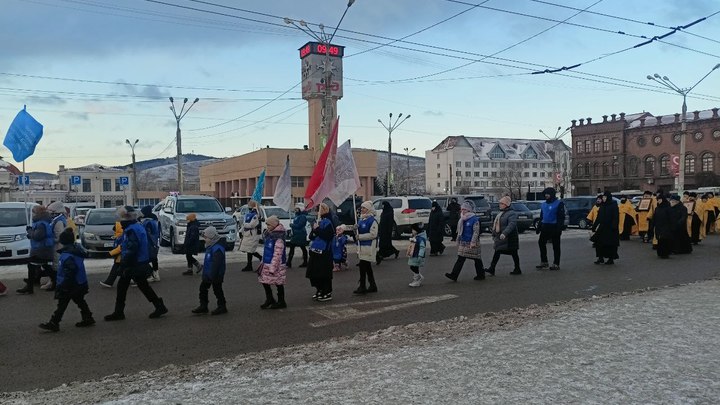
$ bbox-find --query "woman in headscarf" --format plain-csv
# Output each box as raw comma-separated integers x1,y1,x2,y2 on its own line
346,201,379,295
652,194,673,259
376,201,399,264
445,200,485,282
485,196,521,276
591,191,620,265
427,201,446,255
306,203,335,302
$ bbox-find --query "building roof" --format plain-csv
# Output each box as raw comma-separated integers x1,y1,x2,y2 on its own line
0,158,21,175
625,108,718,129
66,164,126,172
431,136,554,161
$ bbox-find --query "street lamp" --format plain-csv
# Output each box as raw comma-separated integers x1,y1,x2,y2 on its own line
169,97,199,193
378,113,411,196
125,139,139,206
403,147,416,194
647,63,720,194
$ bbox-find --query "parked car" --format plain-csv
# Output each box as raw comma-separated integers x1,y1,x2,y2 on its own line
488,201,533,233
66,203,97,225
431,194,493,236
518,200,570,230
372,196,432,238
234,205,296,241
562,196,618,228
0,202,38,261
79,208,119,255
159,194,237,253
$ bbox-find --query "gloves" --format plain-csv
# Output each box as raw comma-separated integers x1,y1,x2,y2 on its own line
499,234,506,240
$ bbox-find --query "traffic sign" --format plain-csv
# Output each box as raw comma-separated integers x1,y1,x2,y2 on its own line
119,176,129,185
17,176,29,185
70,175,82,185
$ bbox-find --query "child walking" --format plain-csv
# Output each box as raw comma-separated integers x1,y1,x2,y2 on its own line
192,226,227,315
100,221,124,288
39,228,94,332
407,223,427,287
332,226,348,272
258,216,288,309
183,213,202,275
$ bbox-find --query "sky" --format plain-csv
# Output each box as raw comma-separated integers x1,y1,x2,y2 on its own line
1,0,719,173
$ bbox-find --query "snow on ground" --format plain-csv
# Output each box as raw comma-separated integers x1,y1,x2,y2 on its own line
2,279,719,404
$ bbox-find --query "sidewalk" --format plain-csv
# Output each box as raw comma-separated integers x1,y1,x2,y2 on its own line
3,278,718,404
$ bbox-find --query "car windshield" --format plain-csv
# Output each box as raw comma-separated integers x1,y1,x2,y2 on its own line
524,202,541,210
408,199,432,209
511,202,530,211
265,207,291,219
75,208,92,216
0,208,31,227
176,199,222,213
464,197,489,208
85,211,117,225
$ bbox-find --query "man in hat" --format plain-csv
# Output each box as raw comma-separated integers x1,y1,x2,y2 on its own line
105,206,168,321
535,187,565,270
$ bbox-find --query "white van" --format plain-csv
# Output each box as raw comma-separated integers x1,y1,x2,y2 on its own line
0,202,38,260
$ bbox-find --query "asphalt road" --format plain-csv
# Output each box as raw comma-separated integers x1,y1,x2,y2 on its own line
2,230,719,393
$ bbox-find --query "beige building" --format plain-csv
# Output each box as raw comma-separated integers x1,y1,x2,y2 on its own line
200,147,377,208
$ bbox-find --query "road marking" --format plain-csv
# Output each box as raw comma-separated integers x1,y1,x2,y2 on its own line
307,294,459,328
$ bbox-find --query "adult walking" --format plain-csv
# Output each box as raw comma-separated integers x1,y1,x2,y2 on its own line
306,203,334,302
46,201,69,290
637,190,656,243
240,200,263,272
104,206,167,321
376,201,399,264
349,201,379,295
652,194,674,259
618,197,637,241
687,192,705,244
669,195,692,255
447,197,461,241
535,187,565,271
591,191,620,265
445,200,485,282
287,203,308,268
141,205,160,282
182,213,201,275
485,196,521,276
258,216,288,309
427,201,446,255
16,205,54,294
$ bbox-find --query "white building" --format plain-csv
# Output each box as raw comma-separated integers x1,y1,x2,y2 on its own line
425,136,572,201
56,164,133,207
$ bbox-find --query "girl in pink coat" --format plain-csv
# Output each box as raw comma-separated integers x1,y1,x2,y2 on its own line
258,216,288,309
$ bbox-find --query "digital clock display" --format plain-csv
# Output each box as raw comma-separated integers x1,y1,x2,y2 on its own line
299,41,344,59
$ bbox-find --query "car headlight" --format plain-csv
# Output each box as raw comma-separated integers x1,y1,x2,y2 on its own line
14,233,27,241
84,232,97,240
225,218,234,226
177,220,188,227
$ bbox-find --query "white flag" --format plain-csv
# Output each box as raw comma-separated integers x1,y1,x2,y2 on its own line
273,155,292,211
328,140,361,206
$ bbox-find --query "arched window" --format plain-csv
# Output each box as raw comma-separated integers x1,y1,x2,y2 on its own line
576,163,584,177
611,161,619,175
701,152,714,172
644,156,655,176
593,162,599,176
628,157,638,176
659,154,670,175
584,162,591,178
685,154,696,174
593,139,601,153
602,162,609,176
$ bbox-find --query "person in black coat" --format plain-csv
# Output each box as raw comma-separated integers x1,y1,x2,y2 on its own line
652,194,673,258
306,204,335,302
427,201,446,255
669,195,692,255
183,213,202,275
376,201,399,264
447,198,461,241
591,191,620,265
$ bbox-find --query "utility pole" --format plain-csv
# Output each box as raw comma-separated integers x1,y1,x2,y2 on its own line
404,147,416,194
125,139,139,205
378,113,411,196
169,97,199,193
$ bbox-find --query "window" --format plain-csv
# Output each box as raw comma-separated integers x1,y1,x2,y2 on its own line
532,172,538,177
483,172,488,177
593,139,601,152
540,172,545,177
603,138,610,152
474,181,480,187
491,162,497,168
82,179,91,192
115,178,122,191
465,171,471,177
491,181,497,187
628,158,638,176
489,148,505,159
483,162,489,168
593,163,599,176
576,141,584,154
702,152,714,172
456,181,461,186
524,172,529,177
437,182,441,188
585,140,591,153
532,163,538,168
465,162,471,168
455,170,461,176
474,161,481,168
522,146,538,160
436,154,440,159
576,164,584,177
685,154,696,174
499,162,505,168
524,163,529,169
455,161,461,167
436,173,440,178
659,155,670,175
491,172,497,177
612,162,619,175
103,200,112,208
612,138,620,151
436,164,440,169
291,176,304,187
585,163,591,177
602,162,609,176
102,179,111,192
115,199,124,207
644,156,655,176
474,171,480,177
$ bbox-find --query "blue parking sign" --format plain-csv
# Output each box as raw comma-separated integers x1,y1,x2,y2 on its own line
119,176,129,185
71,175,81,185
17,176,29,185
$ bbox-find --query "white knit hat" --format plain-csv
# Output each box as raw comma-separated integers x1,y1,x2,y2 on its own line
47,201,65,214
295,202,306,211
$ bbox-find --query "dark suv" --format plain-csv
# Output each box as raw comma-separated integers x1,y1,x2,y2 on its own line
430,195,492,236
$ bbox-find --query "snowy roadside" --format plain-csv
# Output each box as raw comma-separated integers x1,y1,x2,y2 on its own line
3,278,719,404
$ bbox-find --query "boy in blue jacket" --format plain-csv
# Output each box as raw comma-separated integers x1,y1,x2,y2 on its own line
192,226,227,315
332,226,348,272
39,228,94,332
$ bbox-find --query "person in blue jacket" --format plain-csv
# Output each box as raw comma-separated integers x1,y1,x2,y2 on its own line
192,226,227,315
287,203,309,268
535,187,566,271
141,205,161,282
17,205,54,295
39,228,94,332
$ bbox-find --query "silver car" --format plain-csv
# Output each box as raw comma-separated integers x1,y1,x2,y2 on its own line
80,208,119,255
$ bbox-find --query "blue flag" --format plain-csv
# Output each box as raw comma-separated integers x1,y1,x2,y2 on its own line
3,106,44,162
252,168,265,203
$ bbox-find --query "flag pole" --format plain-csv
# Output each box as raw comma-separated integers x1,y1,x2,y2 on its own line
22,161,29,226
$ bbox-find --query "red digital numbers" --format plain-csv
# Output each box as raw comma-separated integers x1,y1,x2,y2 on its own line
299,44,311,58
316,44,340,56
300,42,342,58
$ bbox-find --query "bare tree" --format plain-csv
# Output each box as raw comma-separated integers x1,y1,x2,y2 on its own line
500,169,523,200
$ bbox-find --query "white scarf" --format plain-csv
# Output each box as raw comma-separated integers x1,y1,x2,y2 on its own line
457,211,475,238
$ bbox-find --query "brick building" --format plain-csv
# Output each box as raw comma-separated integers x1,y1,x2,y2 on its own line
570,107,720,195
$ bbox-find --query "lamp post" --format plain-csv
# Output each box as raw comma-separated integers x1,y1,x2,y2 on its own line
125,139,139,206
647,63,720,194
169,97,199,193
378,113,411,196
285,0,355,148
403,147,416,194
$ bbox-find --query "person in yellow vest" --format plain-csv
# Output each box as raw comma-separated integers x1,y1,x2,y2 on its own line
64,207,78,239
686,192,705,244
618,197,638,240
700,194,714,237
586,195,602,225
100,221,125,288
704,192,718,234
637,190,656,243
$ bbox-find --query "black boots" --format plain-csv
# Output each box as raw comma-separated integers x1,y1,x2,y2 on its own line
260,298,276,309
16,278,33,295
39,320,59,332
510,269,522,275
104,312,125,321
192,304,209,314
261,284,286,309
182,268,194,276
75,317,96,327
149,298,168,319
211,305,228,315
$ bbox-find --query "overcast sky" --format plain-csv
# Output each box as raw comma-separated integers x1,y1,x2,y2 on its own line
1,0,719,173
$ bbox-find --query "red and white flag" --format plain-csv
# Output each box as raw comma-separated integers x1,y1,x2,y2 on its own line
327,140,360,206
304,118,339,209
